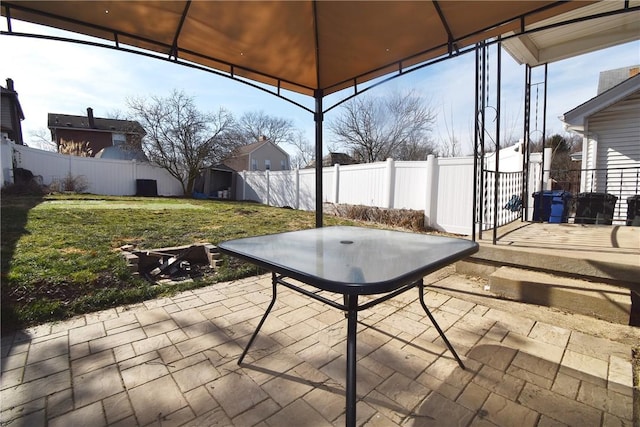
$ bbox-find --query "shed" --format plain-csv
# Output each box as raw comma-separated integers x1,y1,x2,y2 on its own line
197,163,236,200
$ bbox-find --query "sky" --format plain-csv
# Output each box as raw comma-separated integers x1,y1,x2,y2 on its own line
1,19,639,158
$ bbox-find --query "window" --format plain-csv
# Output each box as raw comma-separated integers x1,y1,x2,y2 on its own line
265,159,271,170
281,160,287,170
112,133,126,146
251,159,257,171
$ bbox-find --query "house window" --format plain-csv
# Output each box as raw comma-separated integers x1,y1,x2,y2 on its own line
251,159,258,171
281,160,287,170
112,133,126,146
265,159,271,170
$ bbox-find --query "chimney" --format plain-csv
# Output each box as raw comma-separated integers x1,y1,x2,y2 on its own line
6,78,14,91
87,107,96,128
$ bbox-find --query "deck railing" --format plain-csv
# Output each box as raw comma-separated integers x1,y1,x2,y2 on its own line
546,165,640,222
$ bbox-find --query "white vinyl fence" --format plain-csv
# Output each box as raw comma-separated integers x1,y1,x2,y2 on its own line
238,151,544,235
1,140,184,196
1,138,545,235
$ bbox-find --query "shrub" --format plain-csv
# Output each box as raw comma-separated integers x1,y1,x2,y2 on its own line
325,203,428,231
49,173,89,193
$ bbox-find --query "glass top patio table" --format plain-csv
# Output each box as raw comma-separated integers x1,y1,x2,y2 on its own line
218,226,479,427
218,226,479,295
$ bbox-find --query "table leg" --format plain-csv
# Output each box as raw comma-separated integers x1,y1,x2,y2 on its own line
418,280,466,370
345,294,358,427
238,272,278,364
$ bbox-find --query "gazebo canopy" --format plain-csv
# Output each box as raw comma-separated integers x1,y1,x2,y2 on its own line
4,1,637,98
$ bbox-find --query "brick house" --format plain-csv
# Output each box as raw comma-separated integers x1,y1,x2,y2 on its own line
1,78,25,145
48,108,146,157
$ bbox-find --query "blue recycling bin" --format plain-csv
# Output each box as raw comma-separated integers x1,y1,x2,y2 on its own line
533,190,572,223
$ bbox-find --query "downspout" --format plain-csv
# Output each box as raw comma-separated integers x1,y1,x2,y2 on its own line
540,64,548,192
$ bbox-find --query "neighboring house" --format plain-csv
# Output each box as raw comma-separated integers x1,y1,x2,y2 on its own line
1,78,25,145
561,66,640,216
48,108,146,159
223,136,290,172
306,152,358,168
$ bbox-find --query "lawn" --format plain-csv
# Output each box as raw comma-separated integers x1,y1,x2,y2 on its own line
1,194,355,332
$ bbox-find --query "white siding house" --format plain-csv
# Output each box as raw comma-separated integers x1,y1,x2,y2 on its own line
561,69,640,220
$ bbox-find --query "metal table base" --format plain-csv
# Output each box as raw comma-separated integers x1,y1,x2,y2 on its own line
237,272,465,427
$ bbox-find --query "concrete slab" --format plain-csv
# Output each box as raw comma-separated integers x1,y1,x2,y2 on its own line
488,266,631,324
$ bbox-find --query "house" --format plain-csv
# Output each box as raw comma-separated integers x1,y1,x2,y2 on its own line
561,65,640,220
306,152,358,168
48,108,146,159
223,136,290,172
1,78,25,145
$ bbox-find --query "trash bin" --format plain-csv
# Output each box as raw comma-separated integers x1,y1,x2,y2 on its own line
136,179,158,197
532,190,572,223
532,191,551,222
627,195,640,226
574,192,617,225
549,191,572,223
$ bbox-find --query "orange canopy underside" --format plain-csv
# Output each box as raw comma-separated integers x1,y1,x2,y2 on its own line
2,1,594,96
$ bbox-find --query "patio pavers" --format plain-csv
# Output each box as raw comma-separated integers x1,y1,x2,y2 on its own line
1,271,637,427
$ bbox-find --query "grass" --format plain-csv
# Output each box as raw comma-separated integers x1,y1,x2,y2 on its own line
1,194,355,332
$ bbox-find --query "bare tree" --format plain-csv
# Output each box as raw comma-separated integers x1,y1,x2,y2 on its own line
529,133,582,191
438,107,461,158
328,88,437,162
289,130,315,169
233,110,296,146
27,127,57,151
127,90,236,195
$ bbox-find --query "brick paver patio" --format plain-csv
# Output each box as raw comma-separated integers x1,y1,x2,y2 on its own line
1,271,637,426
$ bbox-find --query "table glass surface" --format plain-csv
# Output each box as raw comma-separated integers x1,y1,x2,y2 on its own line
218,226,478,294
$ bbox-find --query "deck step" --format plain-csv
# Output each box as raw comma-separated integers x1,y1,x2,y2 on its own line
487,266,632,324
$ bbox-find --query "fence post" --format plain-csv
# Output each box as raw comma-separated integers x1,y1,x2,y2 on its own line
543,147,552,190
333,163,340,204
241,171,247,200
266,170,270,206
425,154,437,227
384,158,395,208
295,168,300,209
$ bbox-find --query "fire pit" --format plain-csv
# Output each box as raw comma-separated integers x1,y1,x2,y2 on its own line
120,243,220,283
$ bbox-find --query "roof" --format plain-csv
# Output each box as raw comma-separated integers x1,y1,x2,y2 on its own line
3,1,626,97
502,1,639,66
598,65,640,94
307,152,358,168
94,145,148,162
1,84,25,120
230,139,290,160
231,140,268,157
561,72,640,131
202,163,235,173
47,113,145,135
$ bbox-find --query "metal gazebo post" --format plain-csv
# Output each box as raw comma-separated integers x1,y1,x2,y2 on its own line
315,89,324,228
